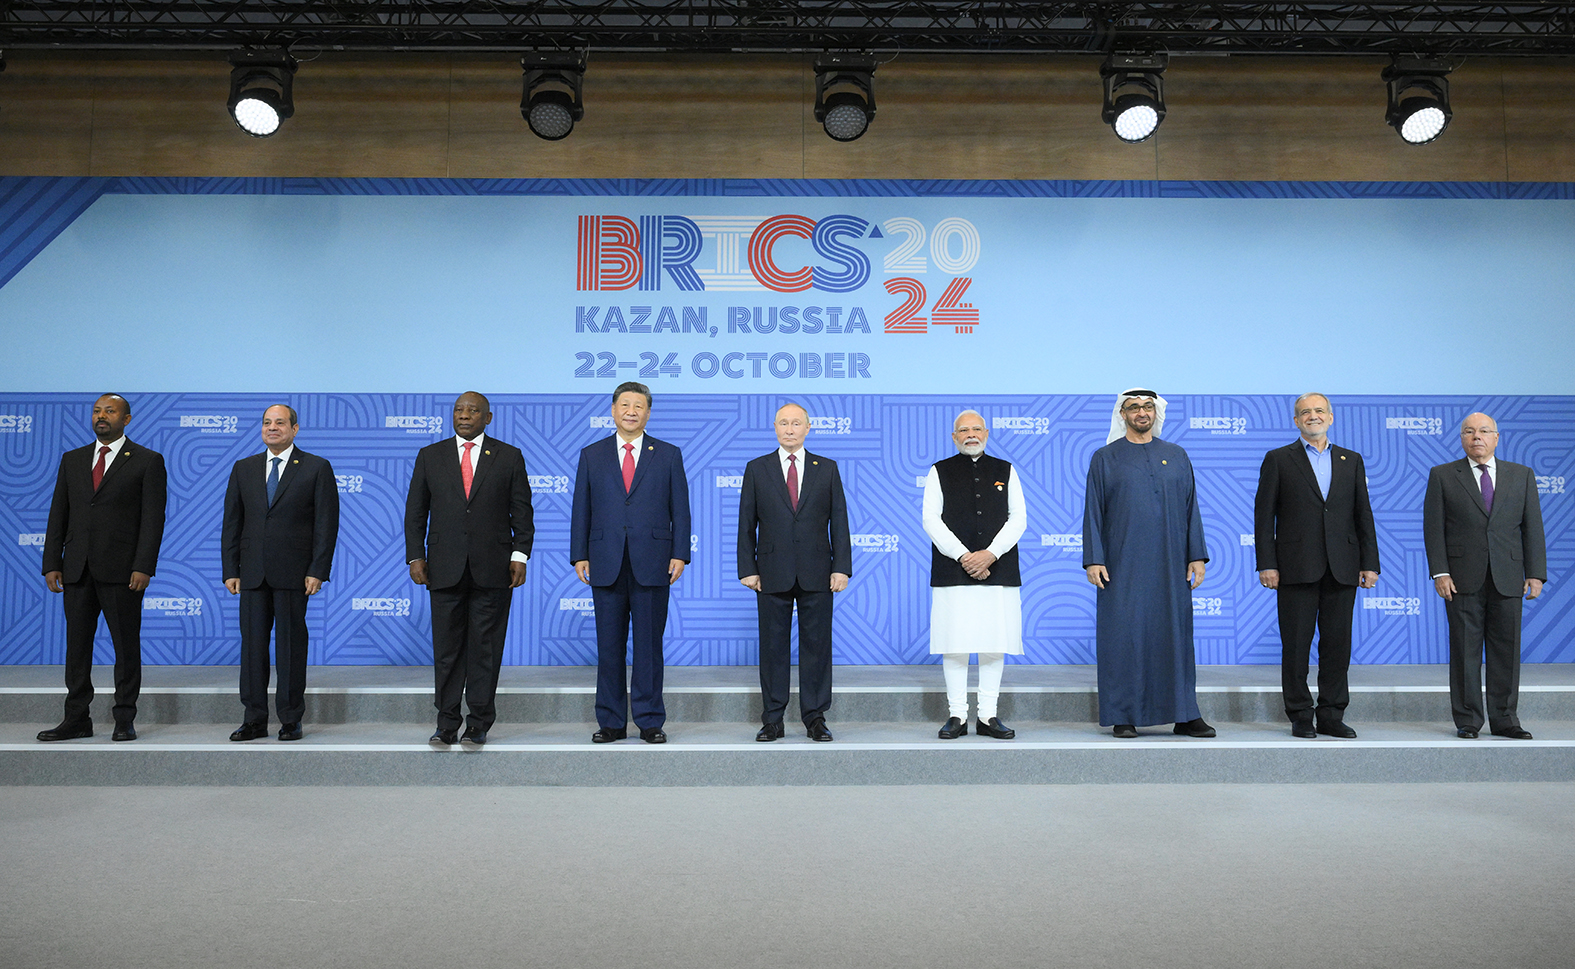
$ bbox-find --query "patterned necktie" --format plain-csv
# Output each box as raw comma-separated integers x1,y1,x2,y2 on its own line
92,445,109,491
1478,463,1494,513
622,443,636,493
787,453,799,511
267,457,281,504
461,442,475,499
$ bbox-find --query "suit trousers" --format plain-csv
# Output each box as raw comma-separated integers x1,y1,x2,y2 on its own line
1445,564,1524,731
757,583,833,726
238,583,309,725
428,566,512,732
592,548,668,731
1276,568,1357,723
61,563,144,725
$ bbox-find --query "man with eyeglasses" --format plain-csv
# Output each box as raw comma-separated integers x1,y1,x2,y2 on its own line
1423,413,1546,740
1082,388,1213,739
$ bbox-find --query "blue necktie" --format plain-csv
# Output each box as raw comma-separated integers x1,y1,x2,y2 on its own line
267,457,281,504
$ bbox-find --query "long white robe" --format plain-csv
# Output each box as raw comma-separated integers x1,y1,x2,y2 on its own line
922,460,1028,655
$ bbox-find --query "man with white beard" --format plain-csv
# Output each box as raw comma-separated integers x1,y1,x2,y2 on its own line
922,410,1028,739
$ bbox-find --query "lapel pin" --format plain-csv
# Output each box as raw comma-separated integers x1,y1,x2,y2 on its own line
648,445,654,451
812,460,819,466
292,459,299,464
1340,455,1346,461
485,450,491,456
1162,459,1168,465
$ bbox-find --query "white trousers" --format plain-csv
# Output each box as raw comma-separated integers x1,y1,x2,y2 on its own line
941,652,1005,721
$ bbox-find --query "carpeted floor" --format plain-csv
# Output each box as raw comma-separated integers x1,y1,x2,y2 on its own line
3,783,1572,969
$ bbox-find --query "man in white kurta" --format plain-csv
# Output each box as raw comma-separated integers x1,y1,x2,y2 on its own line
923,410,1028,739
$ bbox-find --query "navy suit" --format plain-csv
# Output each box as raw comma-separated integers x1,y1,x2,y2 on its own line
221,448,340,726
405,436,534,733
571,435,691,731
1423,457,1547,731
42,438,167,726
737,449,852,726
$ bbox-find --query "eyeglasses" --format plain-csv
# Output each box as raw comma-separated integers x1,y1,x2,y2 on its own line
1122,402,1157,413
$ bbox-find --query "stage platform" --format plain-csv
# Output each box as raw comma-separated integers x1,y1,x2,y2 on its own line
4,664,1574,786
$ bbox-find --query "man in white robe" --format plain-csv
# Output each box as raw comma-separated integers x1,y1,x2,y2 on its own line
923,410,1028,739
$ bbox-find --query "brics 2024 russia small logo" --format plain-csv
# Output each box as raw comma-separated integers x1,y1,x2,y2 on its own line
810,416,852,435
1190,417,1247,435
145,597,202,616
179,415,239,434
1538,475,1566,495
17,533,46,547
1040,533,1082,551
336,474,365,494
715,474,744,489
589,416,615,429
559,597,595,617
386,416,444,435
0,415,34,433
852,533,899,553
1192,597,1224,617
528,474,571,494
1364,597,1422,616
352,597,410,618
1385,417,1443,436
994,416,1049,435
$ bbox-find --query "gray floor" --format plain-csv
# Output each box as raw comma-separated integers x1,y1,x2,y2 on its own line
4,783,1573,969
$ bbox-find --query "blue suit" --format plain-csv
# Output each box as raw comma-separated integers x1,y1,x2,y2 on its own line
571,435,691,730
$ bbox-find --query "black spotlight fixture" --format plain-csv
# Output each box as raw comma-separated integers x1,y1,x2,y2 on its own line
1383,57,1453,145
227,49,296,137
1101,53,1168,143
814,55,877,142
522,53,585,141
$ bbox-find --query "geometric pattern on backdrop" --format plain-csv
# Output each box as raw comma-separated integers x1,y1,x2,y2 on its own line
2,392,1569,667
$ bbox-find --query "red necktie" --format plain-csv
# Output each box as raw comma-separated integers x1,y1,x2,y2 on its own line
787,453,799,512
461,442,475,499
622,443,635,493
92,445,109,491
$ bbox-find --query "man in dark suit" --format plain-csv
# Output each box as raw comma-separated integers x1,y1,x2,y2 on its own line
1254,393,1380,739
405,392,534,747
737,402,852,742
571,381,691,744
39,393,167,742
1424,412,1546,740
221,404,340,742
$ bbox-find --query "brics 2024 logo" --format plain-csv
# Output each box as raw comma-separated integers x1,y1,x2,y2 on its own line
0,415,34,433
577,213,982,334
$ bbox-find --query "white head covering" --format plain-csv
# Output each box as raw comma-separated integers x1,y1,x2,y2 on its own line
1107,388,1167,444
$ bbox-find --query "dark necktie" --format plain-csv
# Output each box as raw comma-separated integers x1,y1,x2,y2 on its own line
787,453,799,512
1478,463,1494,513
92,445,110,491
622,443,636,493
461,442,475,499
267,456,281,504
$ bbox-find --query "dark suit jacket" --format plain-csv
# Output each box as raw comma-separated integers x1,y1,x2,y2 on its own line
404,436,535,590
1254,440,1380,586
222,448,340,589
571,435,691,587
43,439,167,584
737,450,852,594
1424,457,1546,597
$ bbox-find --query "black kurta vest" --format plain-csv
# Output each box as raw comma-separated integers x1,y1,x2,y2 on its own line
930,452,1021,587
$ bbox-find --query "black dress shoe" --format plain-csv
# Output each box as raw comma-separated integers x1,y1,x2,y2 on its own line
230,722,268,742
938,717,968,740
1491,726,1534,740
1291,721,1317,739
37,721,93,742
806,719,833,742
639,727,667,744
1316,720,1357,739
1112,724,1138,739
1174,718,1217,738
429,728,459,746
460,727,488,747
1456,727,1480,739
111,722,137,742
592,726,627,743
756,722,785,742
976,717,1016,740
277,723,303,742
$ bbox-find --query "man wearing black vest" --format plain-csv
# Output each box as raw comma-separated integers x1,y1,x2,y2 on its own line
922,410,1028,740
738,402,852,742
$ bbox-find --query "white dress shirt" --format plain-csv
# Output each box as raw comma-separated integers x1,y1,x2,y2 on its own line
454,432,527,564
614,433,645,472
262,444,295,484
777,446,807,488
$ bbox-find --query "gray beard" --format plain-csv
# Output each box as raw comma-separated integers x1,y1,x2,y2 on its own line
959,442,985,457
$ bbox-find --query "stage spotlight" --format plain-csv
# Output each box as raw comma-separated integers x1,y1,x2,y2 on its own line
1101,53,1168,143
521,54,585,141
227,50,297,137
1383,57,1453,145
814,56,877,142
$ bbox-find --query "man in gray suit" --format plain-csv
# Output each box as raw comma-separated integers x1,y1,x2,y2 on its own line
1423,412,1547,740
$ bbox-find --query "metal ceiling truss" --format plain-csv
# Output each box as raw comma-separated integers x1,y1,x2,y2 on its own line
2,3,1574,58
